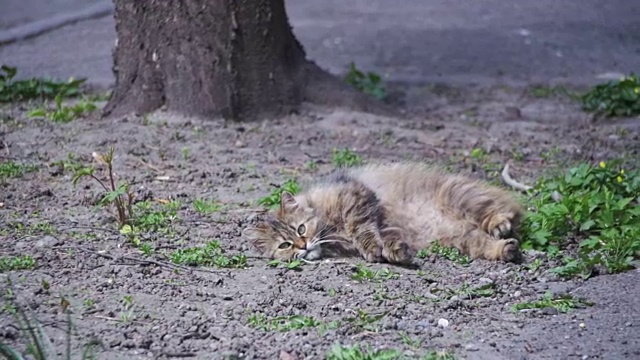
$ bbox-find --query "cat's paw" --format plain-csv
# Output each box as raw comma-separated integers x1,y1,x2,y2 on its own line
500,238,521,262
361,246,385,263
382,241,415,264
486,213,514,239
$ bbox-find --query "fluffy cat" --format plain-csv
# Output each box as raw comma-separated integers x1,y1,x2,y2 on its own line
243,162,525,264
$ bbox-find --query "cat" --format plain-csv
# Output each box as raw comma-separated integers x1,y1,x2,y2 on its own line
243,162,525,264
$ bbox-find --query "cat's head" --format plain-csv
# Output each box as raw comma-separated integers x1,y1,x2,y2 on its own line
243,192,324,261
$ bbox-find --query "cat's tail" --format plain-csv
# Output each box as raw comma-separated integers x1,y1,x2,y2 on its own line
501,163,532,192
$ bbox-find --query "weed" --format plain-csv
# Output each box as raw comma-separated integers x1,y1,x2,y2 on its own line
27,94,97,123
171,241,247,268
417,243,471,266
192,199,222,214
469,147,486,160
0,65,85,102
139,243,154,256
181,147,191,160
326,344,402,360
73,147,134,229
345,309,386,332
522,160,640,278
332,148,363,167
525,258,544,272
400,332,422,348
344,63,386,100
119,295,135,323
581,73,640,117
304,160,318,171
529,85,575,99
248,314,336,332
0,282,103,360
511,292,593,313
0,256,36,272
257,178,301,209
50,153,87,174
351,264,399,283
0,161,37,181
267,259,304,271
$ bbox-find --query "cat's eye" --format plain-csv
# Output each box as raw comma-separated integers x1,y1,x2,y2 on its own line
278,242,292,249
297,224,306,236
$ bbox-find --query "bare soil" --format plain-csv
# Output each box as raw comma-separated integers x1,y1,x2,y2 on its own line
1,83,639,360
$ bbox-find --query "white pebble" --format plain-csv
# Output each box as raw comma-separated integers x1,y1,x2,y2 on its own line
437,318,449,328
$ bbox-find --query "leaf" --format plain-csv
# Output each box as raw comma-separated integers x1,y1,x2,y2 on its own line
71,167,94,185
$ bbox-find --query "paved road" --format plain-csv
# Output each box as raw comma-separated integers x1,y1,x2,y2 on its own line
0,0,639,87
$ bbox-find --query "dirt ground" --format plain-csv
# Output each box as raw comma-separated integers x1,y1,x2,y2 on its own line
1,83,640,360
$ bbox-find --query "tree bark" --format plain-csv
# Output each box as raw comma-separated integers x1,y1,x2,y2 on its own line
104,0,374,121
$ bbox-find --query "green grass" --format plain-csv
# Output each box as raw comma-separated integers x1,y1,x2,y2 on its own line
345,309,386,333
192,199,222,214
257,178,301,209
0,256,36,272
27,94,97,123
171,241,247,268
580,73,640,117
344,62,386,100
351,264,399,282
417,243,470,266
0,65,85,102
0,161,37,180
511,292,593,313
332,148,363,167
326,345,455,360
248,314,338,332
521,160,640,278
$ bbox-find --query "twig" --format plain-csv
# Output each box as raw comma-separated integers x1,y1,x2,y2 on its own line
136,158,162,173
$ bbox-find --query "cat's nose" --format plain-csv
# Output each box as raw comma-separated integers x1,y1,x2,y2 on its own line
294,239,307,249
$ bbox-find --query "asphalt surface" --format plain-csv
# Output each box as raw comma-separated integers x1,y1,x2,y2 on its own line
0,0,639,87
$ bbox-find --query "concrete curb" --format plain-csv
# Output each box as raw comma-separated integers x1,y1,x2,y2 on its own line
0,1,114,46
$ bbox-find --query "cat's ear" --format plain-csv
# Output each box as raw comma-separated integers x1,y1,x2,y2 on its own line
280,191,298,212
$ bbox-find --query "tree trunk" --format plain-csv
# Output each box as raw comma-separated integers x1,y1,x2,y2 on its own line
104,0,373,121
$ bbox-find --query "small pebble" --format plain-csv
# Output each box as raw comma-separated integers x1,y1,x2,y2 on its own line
464,344,479,351
437,318,449,328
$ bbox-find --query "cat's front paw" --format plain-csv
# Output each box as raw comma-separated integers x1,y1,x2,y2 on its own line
486,213,514,239
361,246,385,263
382,241,415,265
500,238,521,262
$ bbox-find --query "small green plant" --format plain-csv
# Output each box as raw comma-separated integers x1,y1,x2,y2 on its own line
0,65,85,102
581,73,640,117
351,264,399,283
257,178,301,209
267,259,304,271
171,241,247,268
73,147,134,229
417,243,471,266
0,161,37,181
511,292,593,313
326,345,402,360
248,313,337,333
0,256,36,272
131,200,180,234
344,62,386,100
332,148,363,167
0,282,103,360
119,295,135,323
469,147,486,160
522,160,640,278
192,199,222,214
344,309,386,333
27,94,97,123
